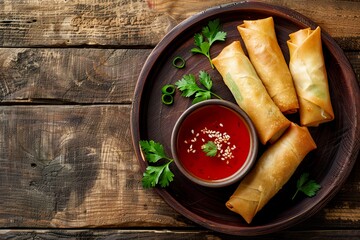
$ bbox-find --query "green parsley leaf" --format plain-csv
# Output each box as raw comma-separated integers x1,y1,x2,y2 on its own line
301,179,321,197
210,31,227,45
142,165,164,188
194,33,203,47
175,71,222,104
142,161,174,188
191,19,227,68
193,91,211,104
297,172,310,189
202,141,218,157
159,162,174,187
175,74,202,98
139,140,167,163
139,140,175,188
199,41,210,55
198,70,212,90
202,19,220,40
292,173,321,200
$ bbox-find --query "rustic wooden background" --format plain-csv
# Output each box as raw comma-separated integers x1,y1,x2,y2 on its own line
0,0,359,239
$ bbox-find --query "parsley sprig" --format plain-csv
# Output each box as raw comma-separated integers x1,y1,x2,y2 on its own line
202,141,218,157
292,173,321,200
139,140,174,188
175,70,222,104
191,19,227,68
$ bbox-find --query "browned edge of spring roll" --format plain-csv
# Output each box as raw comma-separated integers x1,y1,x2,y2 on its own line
212,41,290,145
226,123,317,224
238,17,299,114
287,26,334,126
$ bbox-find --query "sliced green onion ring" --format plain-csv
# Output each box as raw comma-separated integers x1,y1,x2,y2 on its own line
162,94,174,105
172,56,186,69
161,84,176,95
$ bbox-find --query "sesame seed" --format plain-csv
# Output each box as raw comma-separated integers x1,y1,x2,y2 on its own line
196,126,238,163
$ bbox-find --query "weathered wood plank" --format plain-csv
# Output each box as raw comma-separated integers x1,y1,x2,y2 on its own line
0,105,359,229
0,48,151,103
1,229,360,240
148,0,360,50
0,0,359,49
0,105,191,228
0,49,358,103
0,0,169,47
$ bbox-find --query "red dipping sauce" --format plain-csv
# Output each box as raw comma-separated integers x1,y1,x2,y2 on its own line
176,104,251,181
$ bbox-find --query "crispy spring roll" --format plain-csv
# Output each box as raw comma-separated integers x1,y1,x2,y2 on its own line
238,17,299,114
212,41,290,145
287,27,334,126
226,123,317,224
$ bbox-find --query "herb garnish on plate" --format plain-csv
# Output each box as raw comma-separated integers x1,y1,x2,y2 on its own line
292,172,321,200
191,19,227,68
139,140,174,188
175,70,222,104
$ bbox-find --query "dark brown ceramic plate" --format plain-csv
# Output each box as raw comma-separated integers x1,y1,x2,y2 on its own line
130,1,360,236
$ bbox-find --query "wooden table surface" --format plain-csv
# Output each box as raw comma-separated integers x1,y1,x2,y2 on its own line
0,0,359,239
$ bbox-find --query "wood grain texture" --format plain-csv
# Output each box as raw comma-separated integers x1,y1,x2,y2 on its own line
0,105,190,228
0,104,358,229
0,0,358,49
0,0,171,47
0,0,359,238
0,48,151,103
148,0,360,40
0,49,358,104
1,229,360,240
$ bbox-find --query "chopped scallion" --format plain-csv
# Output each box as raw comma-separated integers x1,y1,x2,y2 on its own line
172,56,186,69
161,84,176,95
161,94,174,105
